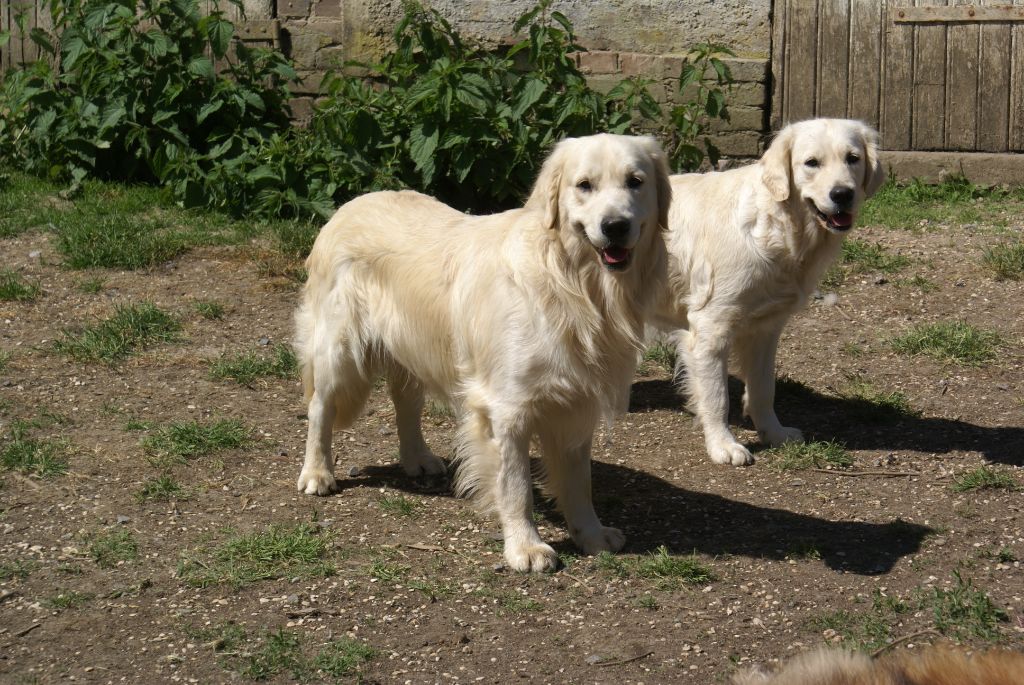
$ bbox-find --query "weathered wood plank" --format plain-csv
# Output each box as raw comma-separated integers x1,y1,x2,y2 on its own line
1012,0,1024,150
945,0,980,149
913,0,948,150
770,0,788,130
883,0,916,149
893,5,1024,22
849,0,882,126
977,0,1011,151
786,0,819,123
817,0,851,118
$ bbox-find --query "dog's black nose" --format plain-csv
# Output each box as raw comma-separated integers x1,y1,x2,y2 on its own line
830,186,855,208
601,217,631,243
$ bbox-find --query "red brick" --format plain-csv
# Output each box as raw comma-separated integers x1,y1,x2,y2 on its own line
619,52,658,77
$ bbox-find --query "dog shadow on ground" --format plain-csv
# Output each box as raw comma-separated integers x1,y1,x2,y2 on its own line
630,377,1024,467
349,461,931,577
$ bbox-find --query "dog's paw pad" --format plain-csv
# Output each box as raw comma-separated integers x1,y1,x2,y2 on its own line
297,469,338,496
505,542,559,573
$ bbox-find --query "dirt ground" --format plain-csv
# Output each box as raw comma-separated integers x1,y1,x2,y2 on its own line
1,206,1023,684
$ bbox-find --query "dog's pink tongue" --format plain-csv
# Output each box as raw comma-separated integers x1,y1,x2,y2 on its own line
829,212,854,228
602,246,630,264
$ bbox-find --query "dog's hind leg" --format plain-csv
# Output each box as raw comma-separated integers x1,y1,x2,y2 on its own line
297,350,374,496
735,327,803,447
387,368,447,477
542,434,625,556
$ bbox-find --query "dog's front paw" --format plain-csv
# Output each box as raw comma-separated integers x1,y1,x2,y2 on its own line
505,541,559,573
574,525,626,556
707,441,755,466
401,451,447,477
758,425,803,447
297,468,337,496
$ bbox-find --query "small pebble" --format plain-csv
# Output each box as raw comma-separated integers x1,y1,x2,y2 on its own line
28,250,41,259
347,466,361,477
258,336,271,346
116,515,130,525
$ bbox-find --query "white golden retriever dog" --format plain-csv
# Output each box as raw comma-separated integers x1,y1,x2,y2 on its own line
652,119,886,466
294,134,670,572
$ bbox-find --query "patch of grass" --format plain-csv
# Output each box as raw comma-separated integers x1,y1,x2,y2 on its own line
497,591,542,614
88,529,140,568
242,629,308,681
368,559,410,584
784,542,823,561
0,172,62,238
840,239,911,274
922,571,1008,641
123,417,155,431
836,374,920,423
636,594,659,610
0,270,41,302
186,621,248,653
55,213,190,270
1,421,69,478
860,176,1024,231
951,466,1019,493
142,418,249,463
272,219,319,260
809,589,908,651
54,302,181,364
820,264,845,290
0,350,10,373
313,638,376,678
764,440,853,471
981,242,1024,281
378,493,418,517
77,276,107,294
841,341,864,357
424,398,455,421
46,589,93,610
194,300,225,320
137,475,189,501
178,523,334,588
897,274,938,292
0,559,36,581
596,547,715,587
209,345,297,385
641,340,678,375
890,321,1002,366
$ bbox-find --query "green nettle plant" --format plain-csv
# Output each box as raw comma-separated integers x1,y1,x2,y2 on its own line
0,0,295,193
0,0,734,220
667,42,735,170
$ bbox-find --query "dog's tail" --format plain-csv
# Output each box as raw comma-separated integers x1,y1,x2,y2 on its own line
452,400,500,514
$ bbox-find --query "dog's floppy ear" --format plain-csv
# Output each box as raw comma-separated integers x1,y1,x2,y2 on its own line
761,125,794,202
638,136,673,231
858,121,887,198
526,137,574,230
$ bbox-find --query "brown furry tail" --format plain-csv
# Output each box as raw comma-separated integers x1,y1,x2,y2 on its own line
732,645,1024,685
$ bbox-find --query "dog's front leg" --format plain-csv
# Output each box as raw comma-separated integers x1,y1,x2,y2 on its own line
493,422,559,573
736,328,803,447
545,437,625,555
297,389,339,495
681,319,755,466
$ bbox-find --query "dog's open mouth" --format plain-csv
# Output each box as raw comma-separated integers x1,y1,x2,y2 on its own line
600,245,631,271
809,202,854,232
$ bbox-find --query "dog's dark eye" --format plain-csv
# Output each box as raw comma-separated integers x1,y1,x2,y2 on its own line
804,158,820,168
576,180,592,192
626,175,644,189
846,153,861,165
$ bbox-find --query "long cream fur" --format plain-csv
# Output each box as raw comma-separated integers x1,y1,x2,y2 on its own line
294,134,671,572
651,118,886,466
732,645,1024,685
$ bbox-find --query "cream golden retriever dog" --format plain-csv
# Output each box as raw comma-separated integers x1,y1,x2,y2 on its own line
731,645,1024,685
652,119,886,465
294,134,670,572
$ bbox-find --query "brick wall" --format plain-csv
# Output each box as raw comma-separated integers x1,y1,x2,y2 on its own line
267,1,772,160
